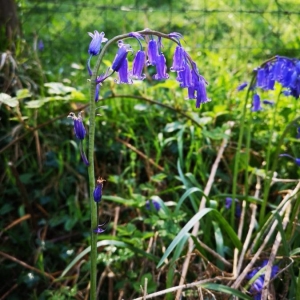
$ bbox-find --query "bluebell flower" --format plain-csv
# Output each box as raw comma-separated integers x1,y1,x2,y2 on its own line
247,260,279,300
93,177,105,202
145,200,161,211
88,31,108,56
147,39,159,66
170,46,186,72
176,63,192,88
256,68,266,89
225,197,241,218
279,154,300,166
93,219,110,234
130,50,146,80
187,67,210,107
67,111,89,166
153,54,169,80
38,40,44,51
252,94,262,112
116,58,132,84
68,111,86,140
111,40,132,72
195,76,210,108
236,82,248,91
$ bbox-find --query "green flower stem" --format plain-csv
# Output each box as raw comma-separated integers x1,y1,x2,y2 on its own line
87,29,181,300
231,77,254,227
258,90,280,226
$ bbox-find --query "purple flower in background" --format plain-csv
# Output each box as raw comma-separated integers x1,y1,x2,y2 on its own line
252,94,262,112
296,127,300,139
254,56,300,99
247,260,279,300
236,82,248,91
262,100,274,106
153,54,169,80
88,31,108,56
68,111,86,140
93,177,105,202
38,40,44,51
170,46,186,72
147,39,159,66
111,40,132,72
145,200,161,211
279,154,300,166
225,197,241,217
130,50,146,80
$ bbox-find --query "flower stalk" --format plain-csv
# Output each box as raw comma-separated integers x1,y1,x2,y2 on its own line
85,28,209,299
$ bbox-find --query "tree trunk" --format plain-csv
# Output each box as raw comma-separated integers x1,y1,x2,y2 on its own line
0,0,21,52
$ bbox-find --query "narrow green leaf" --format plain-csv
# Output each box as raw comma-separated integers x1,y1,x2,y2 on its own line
200,283,252,300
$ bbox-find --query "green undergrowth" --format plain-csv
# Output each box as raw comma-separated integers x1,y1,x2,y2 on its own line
1,0,300,299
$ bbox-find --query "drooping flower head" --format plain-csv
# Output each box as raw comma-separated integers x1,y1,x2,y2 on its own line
67,111,89,166
147,39,159,66
88,31,108,56
111,40,132,72
93,177,105,202
67,111,86,140
170,46,186,72
153,54,169,80
116,58,133,84
130,50,146,80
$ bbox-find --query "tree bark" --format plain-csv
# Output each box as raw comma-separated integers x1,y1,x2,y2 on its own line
0,0,21,51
